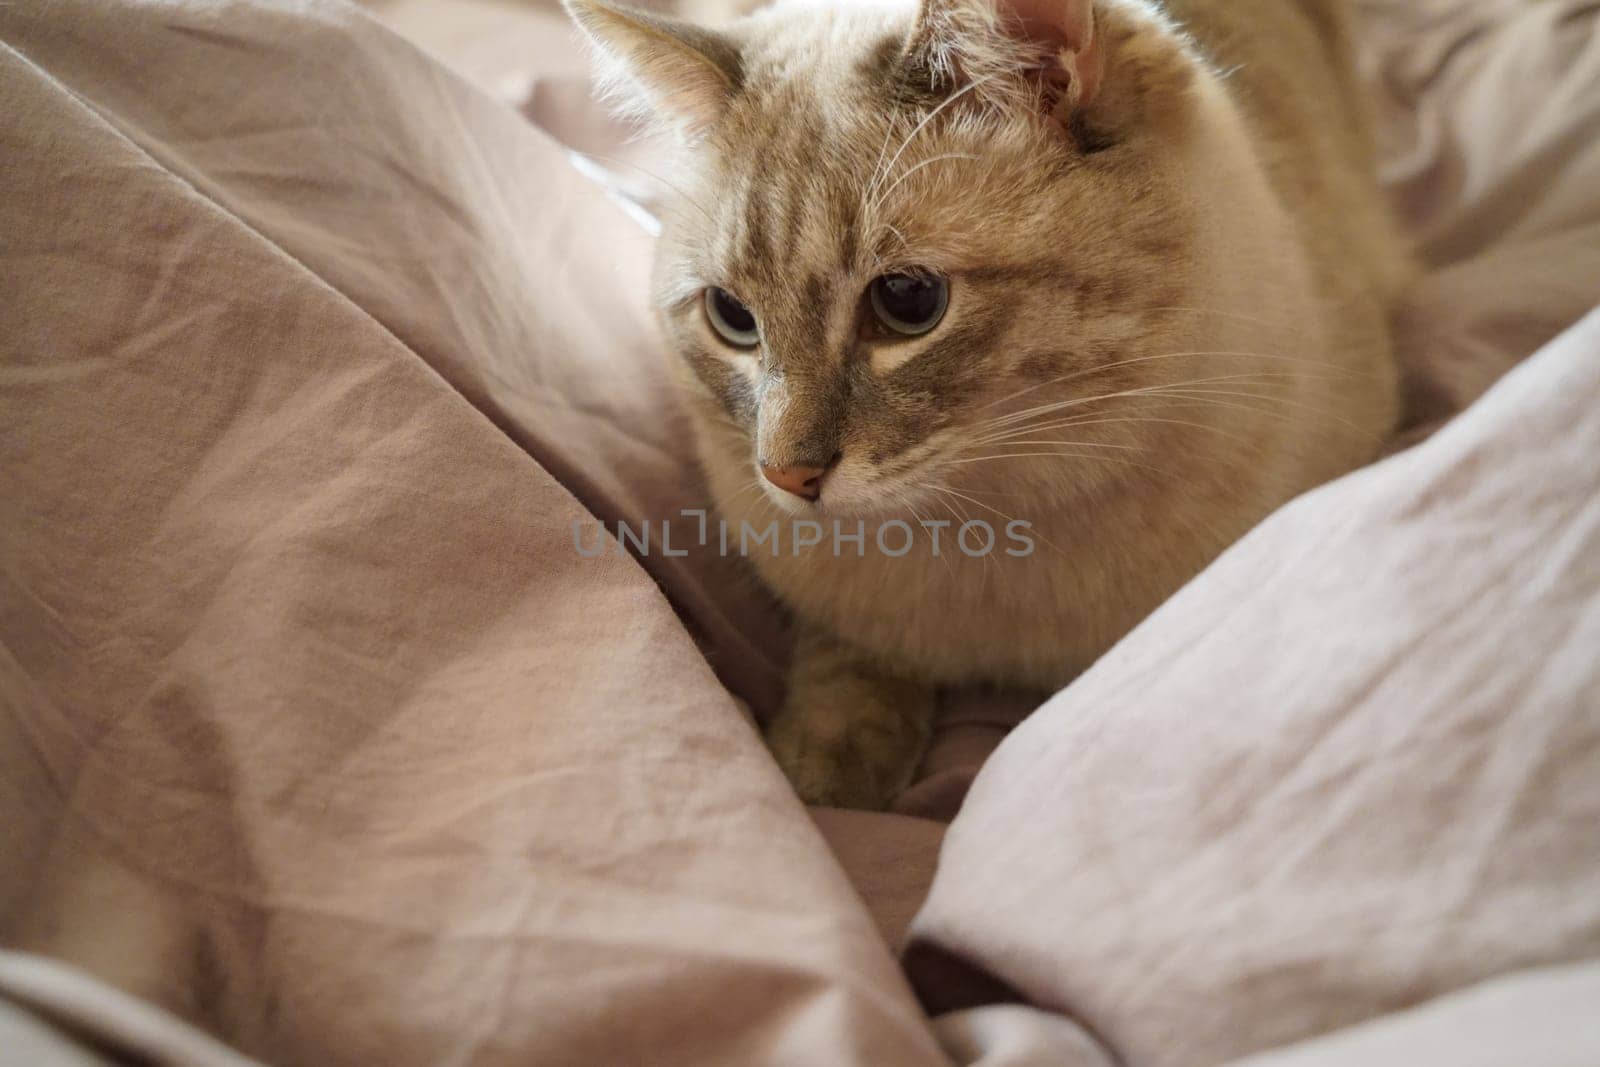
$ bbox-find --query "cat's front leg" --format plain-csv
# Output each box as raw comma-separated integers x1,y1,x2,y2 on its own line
765,626,935,811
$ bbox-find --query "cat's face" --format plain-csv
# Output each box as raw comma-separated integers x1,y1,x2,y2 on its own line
570,0,1200,517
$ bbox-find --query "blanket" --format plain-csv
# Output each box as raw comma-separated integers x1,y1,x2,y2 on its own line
2,0,1597,1063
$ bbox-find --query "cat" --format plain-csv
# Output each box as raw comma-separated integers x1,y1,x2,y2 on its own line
565,0,1409,809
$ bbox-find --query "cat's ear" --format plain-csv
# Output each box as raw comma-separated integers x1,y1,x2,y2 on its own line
908,0,1120,130
909,0,1190,139
563,0,741,138
909,0,1102,107
996,0,1104,110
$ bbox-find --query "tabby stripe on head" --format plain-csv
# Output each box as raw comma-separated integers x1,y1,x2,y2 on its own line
835,197,861,273
796,274,833,359
740,182,771,274
785,107,831,261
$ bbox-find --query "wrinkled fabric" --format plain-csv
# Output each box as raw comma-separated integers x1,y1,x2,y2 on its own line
908,307,1600,1066
1223,962,1600,1067
0,3,938,1064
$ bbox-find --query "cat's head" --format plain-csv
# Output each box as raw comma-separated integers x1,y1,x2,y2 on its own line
567,0,1213,516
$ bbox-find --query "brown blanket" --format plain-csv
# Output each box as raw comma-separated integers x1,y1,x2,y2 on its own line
2,1,1598,1064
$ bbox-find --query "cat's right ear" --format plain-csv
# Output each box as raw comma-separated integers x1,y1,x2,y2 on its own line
563,0,741,139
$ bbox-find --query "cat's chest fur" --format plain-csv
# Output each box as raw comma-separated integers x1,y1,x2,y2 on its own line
698,378,1300,688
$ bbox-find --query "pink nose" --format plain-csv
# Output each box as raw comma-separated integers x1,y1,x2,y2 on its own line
761,463,827,501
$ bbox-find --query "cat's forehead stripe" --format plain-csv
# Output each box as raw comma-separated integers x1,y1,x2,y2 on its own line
722,105,871,287
779,166,810,269
738,178,771,278
717,78,988,294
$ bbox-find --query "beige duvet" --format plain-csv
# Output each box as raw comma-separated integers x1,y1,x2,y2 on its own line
1,0,1597,1064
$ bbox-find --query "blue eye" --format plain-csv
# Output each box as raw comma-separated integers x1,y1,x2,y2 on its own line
870,272,948,336
705,287,760,348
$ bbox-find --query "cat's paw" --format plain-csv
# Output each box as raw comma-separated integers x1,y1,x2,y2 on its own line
765,701,927,811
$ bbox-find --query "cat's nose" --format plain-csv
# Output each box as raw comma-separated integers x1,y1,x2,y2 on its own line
761,462,828,501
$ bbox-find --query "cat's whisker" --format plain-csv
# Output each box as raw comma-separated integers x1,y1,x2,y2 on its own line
975,370,1321,434
971,376,1308,440
923,490,982,564
1142,385,1380,439
947,449,1172,479
864,71,1002,228
862,107,903,233
919,481,1025,501
969,435,1147,452
926,484,1038,564
926,484,975,528
925,489,1003,571
1143,304,1321,334
971,406,1183,438
726,477,769,509
974,410,1258,450
973,349,1363,418
1133,391,1310,432
893,489,957,577
877,222,915,268
927,483,1020,533
873,152,982,212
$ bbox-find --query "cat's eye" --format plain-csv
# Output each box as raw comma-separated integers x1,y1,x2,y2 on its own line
704,287,760,348
869,272,948,337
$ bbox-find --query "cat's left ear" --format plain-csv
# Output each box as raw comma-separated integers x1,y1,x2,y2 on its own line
563,0,741,138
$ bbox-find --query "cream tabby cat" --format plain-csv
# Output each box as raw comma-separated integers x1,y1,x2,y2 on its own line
566,0,1408,808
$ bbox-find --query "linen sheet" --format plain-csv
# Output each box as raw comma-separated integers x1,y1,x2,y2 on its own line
2,0,1597,1064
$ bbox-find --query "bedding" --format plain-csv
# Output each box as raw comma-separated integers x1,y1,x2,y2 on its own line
1,0,1597,1064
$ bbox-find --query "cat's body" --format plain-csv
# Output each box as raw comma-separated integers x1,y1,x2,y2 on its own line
568,0,1408,807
